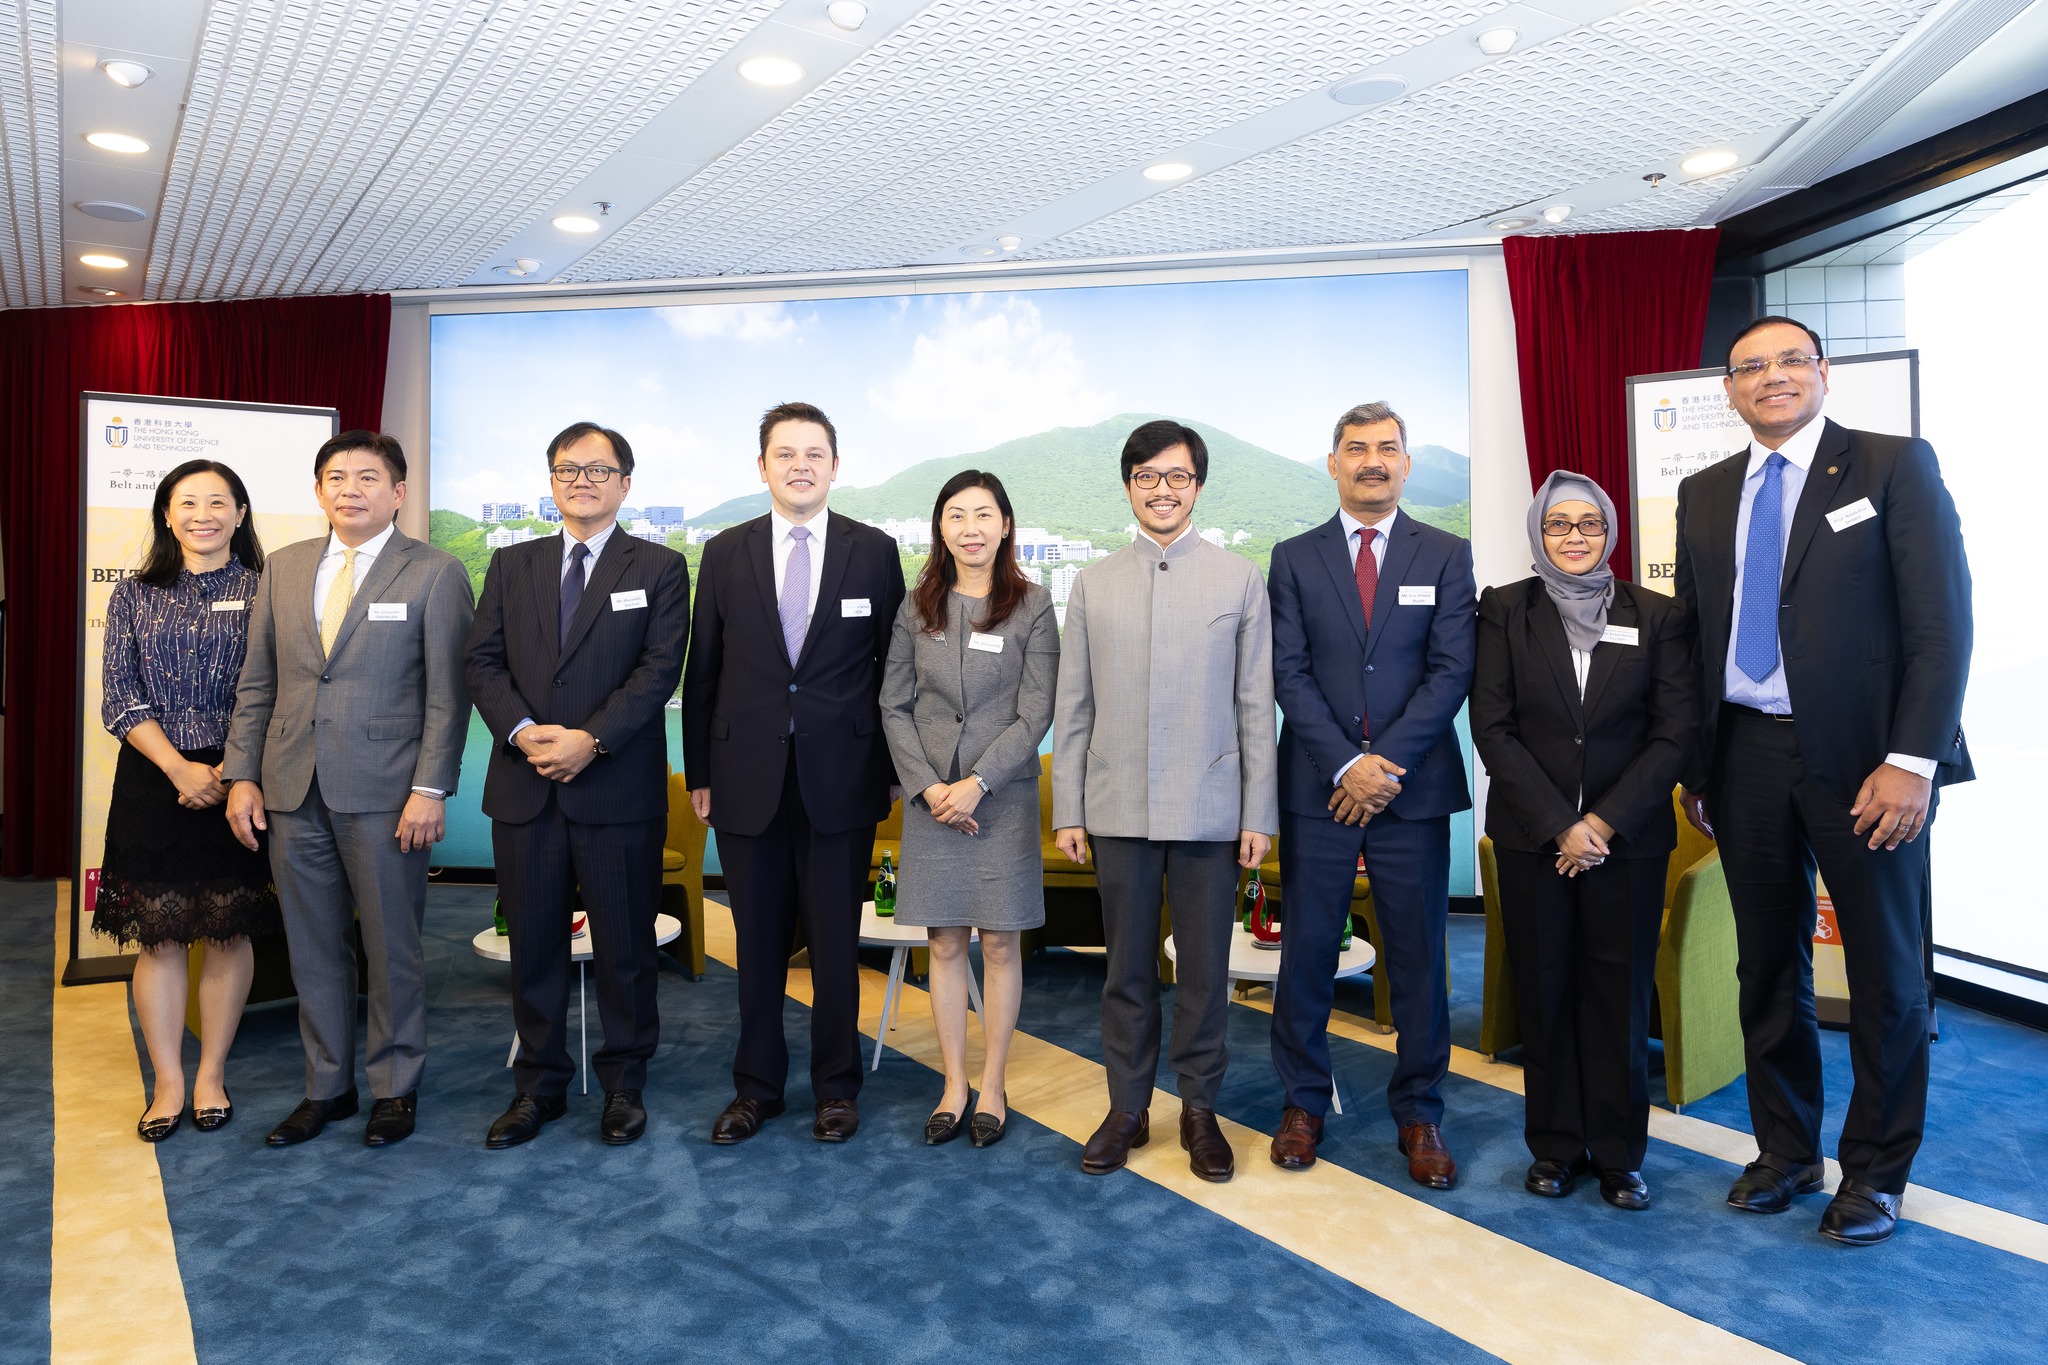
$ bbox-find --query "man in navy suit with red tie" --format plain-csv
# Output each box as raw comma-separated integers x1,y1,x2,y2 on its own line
1265,402,1477,1184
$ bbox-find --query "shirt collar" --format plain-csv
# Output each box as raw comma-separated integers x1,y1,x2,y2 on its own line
1747,414,1826,476
564,521,616,561
770,506,827,545
1338,506,1400,542
1130,520,1201,561
324,521,397,561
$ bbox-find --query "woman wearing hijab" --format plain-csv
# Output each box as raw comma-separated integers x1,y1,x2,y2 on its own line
1471,471,1696,1209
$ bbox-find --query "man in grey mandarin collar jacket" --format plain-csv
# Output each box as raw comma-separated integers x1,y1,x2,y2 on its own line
225,432,473,1149
1052,419,1278,1184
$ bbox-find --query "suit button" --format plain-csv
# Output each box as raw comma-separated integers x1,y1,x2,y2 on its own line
955,714,964,722
320,674,330,683
1365,665,1375,673
1574,735,1583,746
789,684,798,693
553,679,564,688
1158,563,1168,572
1352,717,1361,725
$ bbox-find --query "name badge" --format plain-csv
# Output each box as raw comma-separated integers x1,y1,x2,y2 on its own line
1599,624,1640,646
610,589,648,611
1826,497,1877,532
841,598,872,618
969,632,1004,654
210,599,246,612
1398,585,1435,606
368,602,406,621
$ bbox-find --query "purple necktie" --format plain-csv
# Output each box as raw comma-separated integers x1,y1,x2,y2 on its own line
781,526,812,664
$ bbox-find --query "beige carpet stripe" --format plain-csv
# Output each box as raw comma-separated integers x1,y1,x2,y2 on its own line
48,881,199,1364
702,902,1788,1365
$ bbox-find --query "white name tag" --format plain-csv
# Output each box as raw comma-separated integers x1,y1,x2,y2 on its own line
1826,497,1877,532
841,598,872,617
610,589,648,611
368,602,406,621
969,632,1004,654
1599,624,1640,646
210,599,246,612
1398,585,1435,606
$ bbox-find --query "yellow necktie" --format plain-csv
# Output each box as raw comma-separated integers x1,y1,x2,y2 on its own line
320,547,358,656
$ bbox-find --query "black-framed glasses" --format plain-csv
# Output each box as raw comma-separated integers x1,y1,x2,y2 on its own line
550,463,623,484
1727,352,1822,379
1541,517,1609,538
1129,469,1195,489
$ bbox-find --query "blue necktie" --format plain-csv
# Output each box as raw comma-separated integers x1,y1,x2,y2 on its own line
560,540,589,648
1734,453,1787,683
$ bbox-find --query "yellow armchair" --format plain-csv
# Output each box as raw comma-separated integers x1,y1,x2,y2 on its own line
663,772,709,980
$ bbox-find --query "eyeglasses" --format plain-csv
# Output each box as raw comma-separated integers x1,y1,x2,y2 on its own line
1541,517,1609,538
1727,352,1822,380
550,463,623,484
1129,469,1196,489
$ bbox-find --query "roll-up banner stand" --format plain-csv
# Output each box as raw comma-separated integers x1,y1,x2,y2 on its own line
1625,352,1919,1027
68,393,338,985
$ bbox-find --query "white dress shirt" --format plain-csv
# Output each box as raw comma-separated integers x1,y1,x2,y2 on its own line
311,521,442,796
509,521,618,743
1333,506,1400,785
1725,415,1934,778
770,507,827,623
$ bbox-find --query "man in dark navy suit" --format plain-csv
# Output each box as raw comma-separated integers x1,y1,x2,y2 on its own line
1676,317,1972,1245
682,402,905,1146
465,421,689,1149
1265,401,1477,1184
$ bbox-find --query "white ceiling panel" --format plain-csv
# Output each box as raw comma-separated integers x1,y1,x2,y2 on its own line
0,0,62,310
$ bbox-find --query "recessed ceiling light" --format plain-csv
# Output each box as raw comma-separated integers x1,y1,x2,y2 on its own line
1476,27,1519,55
80,285,122,297
552,214,601,233
1328,75,1407,107
79,252,129,269
996,234,1022,252
75,199,149,223
1541,203,1573,224
99,59,153,88
739,56,804,86
495,258,543,277
962,245,999,258
1487,217,1535,232
1142,162,1193,182
1681,148,1740,176
826,1,867,30
85,131,150,154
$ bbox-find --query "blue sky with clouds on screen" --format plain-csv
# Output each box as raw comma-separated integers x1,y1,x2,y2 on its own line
429,268,1469,519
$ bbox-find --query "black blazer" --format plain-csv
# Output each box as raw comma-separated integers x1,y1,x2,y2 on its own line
1471,577,1695,859
1673,420,1973,799
681,511,906,838
464,531,690,825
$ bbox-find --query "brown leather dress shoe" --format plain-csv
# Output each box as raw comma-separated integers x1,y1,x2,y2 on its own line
1397,1121,1458,1189
1270,1107,1324,1171
1180,1107,1234,1183
813,1097,860,1142
710,1095,785,1145
1080,1109,1149,1175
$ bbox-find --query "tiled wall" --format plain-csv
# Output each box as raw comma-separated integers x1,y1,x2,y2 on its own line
1763,262,1908,357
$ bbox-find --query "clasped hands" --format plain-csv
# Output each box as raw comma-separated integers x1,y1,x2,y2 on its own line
1554,813,1615,878
924,778,983,836
171,759,229,810
1329,754,1405,827
516,723,599,783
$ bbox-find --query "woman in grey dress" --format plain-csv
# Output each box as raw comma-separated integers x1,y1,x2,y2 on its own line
880,470,1059,1149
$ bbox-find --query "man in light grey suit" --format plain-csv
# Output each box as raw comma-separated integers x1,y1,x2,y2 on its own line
1053,418,1278,1183
226,431,473,1148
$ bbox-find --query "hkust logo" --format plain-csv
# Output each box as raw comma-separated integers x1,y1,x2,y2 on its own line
105,416,128,447
1652,399,1677,432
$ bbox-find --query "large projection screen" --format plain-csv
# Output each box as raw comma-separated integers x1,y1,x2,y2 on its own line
429,263,1477,891
72,393,336,981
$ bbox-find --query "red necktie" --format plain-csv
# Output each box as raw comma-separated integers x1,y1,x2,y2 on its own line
1354,526,1380,629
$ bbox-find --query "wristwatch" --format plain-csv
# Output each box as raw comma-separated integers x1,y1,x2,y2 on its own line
591,736,608,757
971,772,989,794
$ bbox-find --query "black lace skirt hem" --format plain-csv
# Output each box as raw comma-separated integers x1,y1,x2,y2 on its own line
92,875,283,950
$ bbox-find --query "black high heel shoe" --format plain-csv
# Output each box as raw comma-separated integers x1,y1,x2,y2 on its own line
969,1092,1008,1148
193,1091,234,1132
138,1107,186,1143
925,1094,971,1146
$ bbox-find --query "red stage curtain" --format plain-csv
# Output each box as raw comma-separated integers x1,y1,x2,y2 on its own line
1502,229,1721,580
0,294,391,877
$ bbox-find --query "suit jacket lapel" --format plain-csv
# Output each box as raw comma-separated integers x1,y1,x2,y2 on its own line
295,540,326,662
528,538,563,667
327,529,412,661
1580,587,1636,720
1363,513,1420,666
560,533,635,662
748,519,790,667
1699,454,1745,662
796,513,855,672
1314,515,1367,650
1782,420,1851,589
1528,581,1587,726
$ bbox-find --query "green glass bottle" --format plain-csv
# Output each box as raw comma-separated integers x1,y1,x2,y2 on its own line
1238,869,1264,930
1339,913,1353,952
493,898,508,936
876,851,897,916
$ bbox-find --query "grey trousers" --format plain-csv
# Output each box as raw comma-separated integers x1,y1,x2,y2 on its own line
267,775,431,1100
1092,836,1238,1112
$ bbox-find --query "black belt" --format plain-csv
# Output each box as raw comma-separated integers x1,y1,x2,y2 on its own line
1723,701,1795,723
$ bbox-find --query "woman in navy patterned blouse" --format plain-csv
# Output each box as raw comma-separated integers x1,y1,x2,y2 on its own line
98,459,282,1143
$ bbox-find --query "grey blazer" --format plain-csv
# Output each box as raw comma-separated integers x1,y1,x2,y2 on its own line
224,526,475,813
1052,533,1279,842
880,584,1059,798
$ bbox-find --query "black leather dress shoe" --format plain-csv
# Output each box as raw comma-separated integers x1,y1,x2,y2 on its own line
1080,1109,1149,1175
1524,1154,1590,1198
1820,1180,1902,1246
1180,1107,1234,1183
487,1093,568,1149
266,1090,360,1147
138,1108,186,1143
814,1097,860,1142
1727,1153,1825,1213
363,1091,418,1146
710,1095,785,1144
192,1092,233,1132
600,1090,646,1145
1597,1167,1652,1211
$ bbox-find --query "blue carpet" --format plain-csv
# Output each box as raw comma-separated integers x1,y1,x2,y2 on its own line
0,880,52,1365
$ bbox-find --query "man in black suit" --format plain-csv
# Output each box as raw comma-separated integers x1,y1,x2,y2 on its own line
682,401,906,1145
464,422,689,1148
1675,316,1972,1245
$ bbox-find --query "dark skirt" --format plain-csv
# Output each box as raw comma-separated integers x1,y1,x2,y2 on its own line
94,742,283,950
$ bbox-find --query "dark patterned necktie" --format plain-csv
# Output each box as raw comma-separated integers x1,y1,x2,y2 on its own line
560,540,589,648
